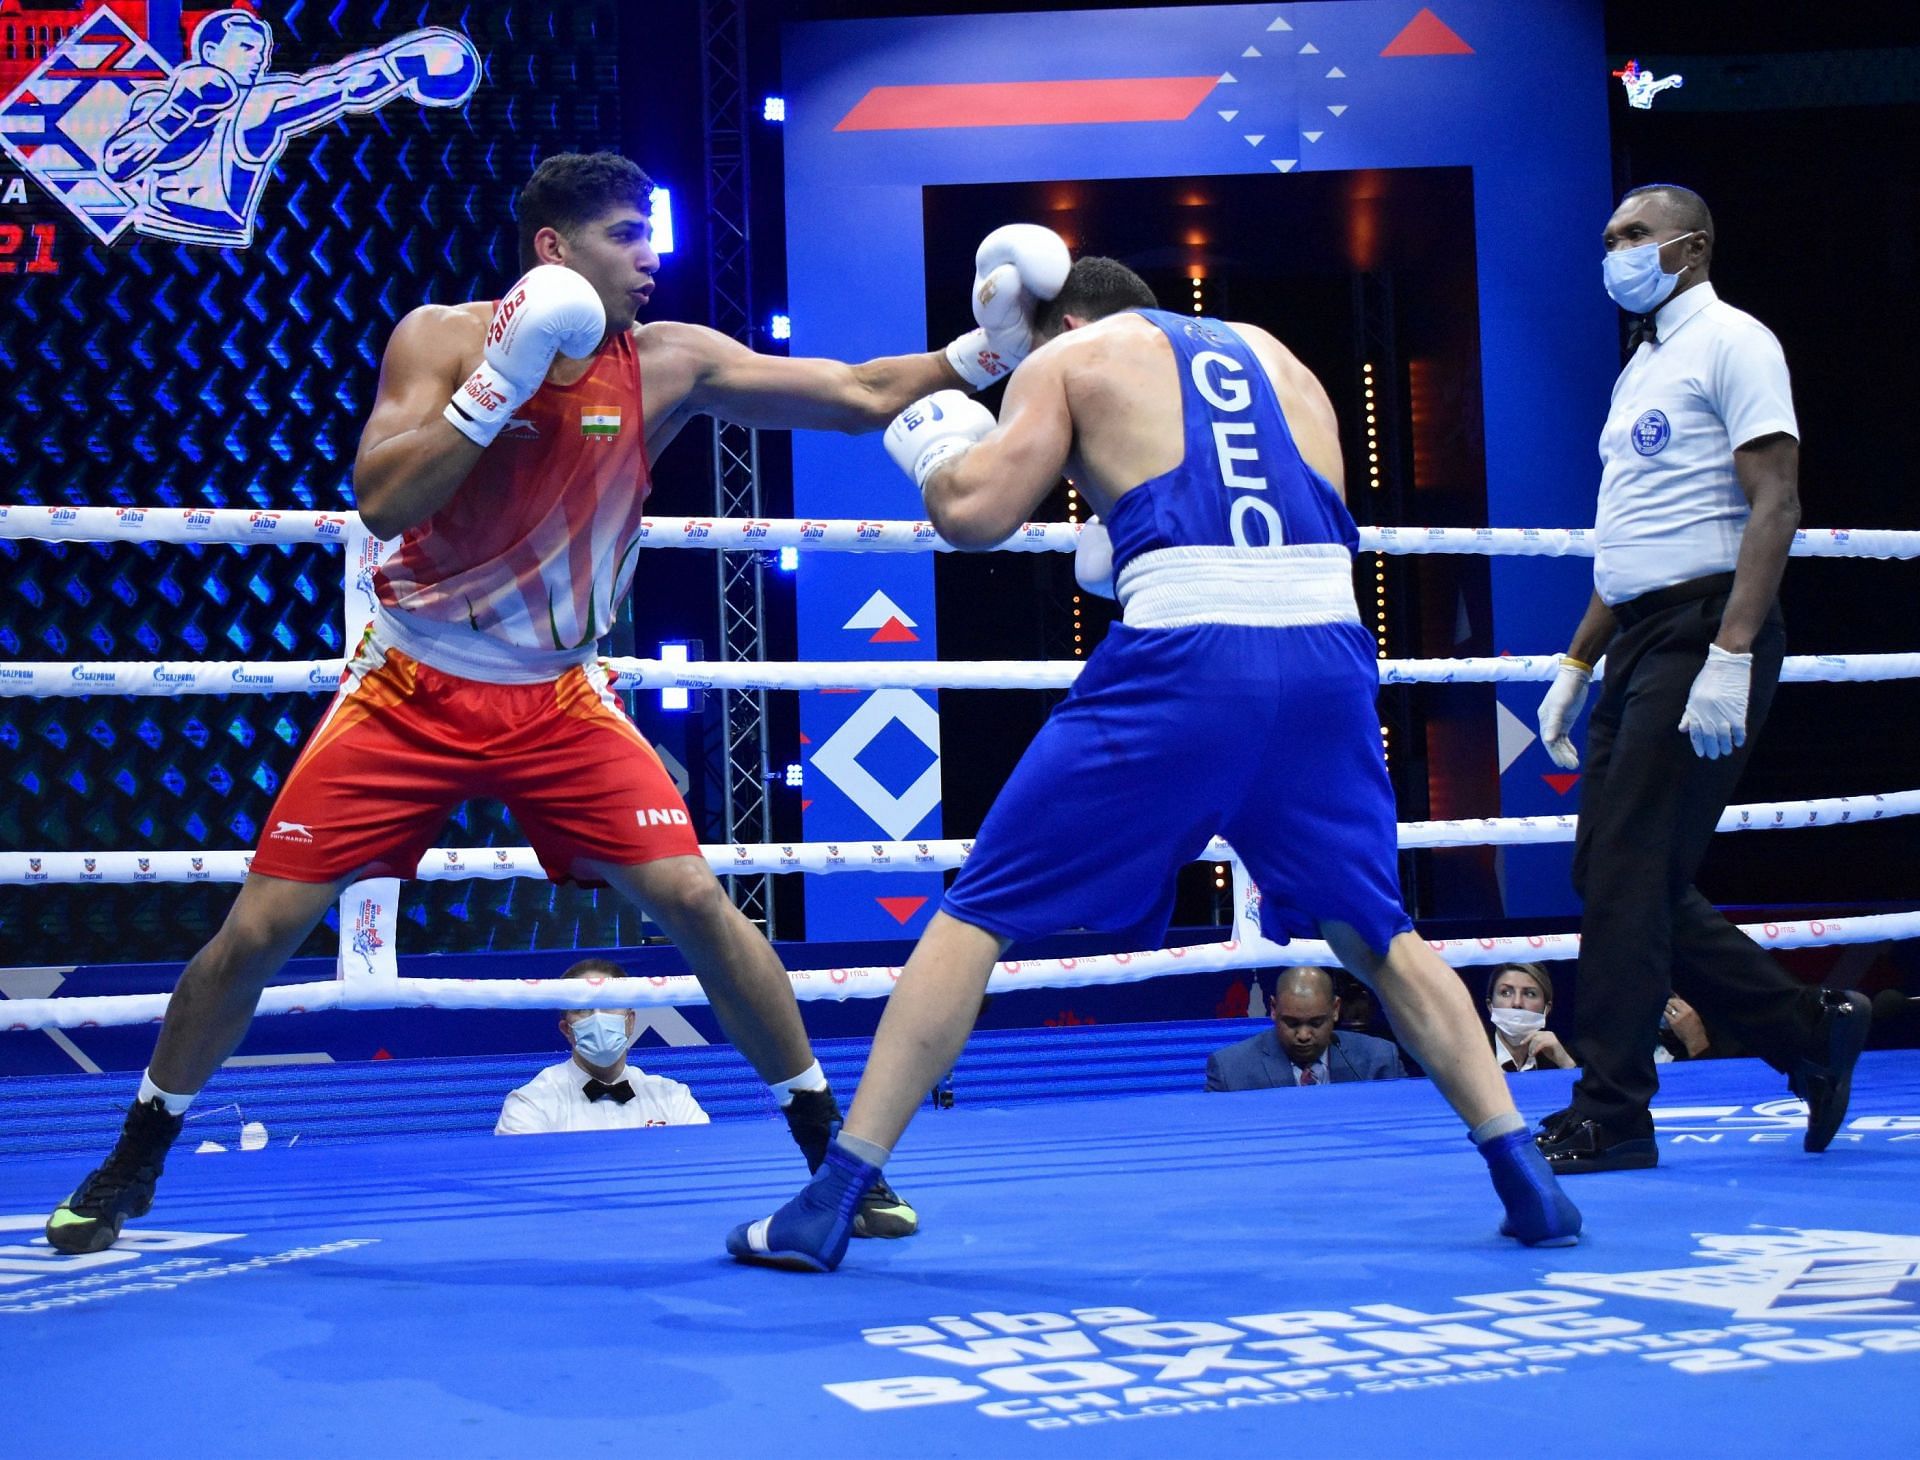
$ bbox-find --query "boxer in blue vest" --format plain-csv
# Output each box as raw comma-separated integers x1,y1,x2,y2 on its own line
729,257,1580,1270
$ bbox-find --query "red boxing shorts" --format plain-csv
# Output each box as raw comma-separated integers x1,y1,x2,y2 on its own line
249,636,700,885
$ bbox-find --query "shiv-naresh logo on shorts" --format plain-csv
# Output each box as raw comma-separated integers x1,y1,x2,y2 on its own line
0,7,479,248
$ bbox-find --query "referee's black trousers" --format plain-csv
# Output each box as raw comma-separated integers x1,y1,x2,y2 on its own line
1567,580,1820,1135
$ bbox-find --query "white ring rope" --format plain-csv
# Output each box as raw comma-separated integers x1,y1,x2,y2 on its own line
6,910,1917,1032
8,651,1920,698
5,790,1917,887
5,506,1919,560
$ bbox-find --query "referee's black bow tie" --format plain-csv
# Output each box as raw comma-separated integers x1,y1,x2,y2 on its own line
1627,314,1658,352
583,1077,634,1104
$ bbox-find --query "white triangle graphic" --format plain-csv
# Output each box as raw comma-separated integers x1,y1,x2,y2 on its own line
844,589,918,631
1268,16,1293,29
1245,133,1265,145
1304,130,1323,142
1496,701,1539,775
1242,45,1262,57
1329,104,1349,116
1219,71,1238,84
1327,66,1347,78
1300,41,1320,54
1271,158,1298,172
1218,108,1240,120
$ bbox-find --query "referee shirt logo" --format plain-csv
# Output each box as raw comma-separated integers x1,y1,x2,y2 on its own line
1631,409,1672,455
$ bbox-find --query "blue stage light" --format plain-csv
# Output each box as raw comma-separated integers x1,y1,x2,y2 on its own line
769,314,791,341
658,641,691,712
778,546,799,571
763,97,786,122
649,187,676,254
784,762,803,787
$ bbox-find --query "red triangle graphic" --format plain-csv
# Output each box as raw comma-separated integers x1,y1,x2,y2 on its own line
801,798,813,811
1542,773,1580,795
877,895,929,925
798,732,812,745
869,616,920,644
1382,7,1474,56
372,1047,393,1061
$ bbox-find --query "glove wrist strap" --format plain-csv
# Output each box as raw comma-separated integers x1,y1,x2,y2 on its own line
913,439,974,494
944,328,1011,391
444,360,528,447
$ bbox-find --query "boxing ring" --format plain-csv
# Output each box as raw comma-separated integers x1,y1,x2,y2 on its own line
3,507,1920,1454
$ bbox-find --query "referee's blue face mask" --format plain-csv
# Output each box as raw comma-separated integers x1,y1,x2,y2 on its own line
1602,230,1700,314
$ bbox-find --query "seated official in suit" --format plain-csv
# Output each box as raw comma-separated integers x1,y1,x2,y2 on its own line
1208,967,1407,1089
496,959,710,1134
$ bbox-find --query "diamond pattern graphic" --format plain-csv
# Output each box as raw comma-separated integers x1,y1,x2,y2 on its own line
809,690,942,841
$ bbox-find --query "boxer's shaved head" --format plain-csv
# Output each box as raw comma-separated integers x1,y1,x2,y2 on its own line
517,152,654,270
1033,256,1159,343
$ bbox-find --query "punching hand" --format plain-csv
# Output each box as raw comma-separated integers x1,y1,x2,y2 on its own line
944,225,1072,390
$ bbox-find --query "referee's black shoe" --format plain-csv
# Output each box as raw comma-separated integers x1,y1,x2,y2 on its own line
1791,989,1872,1154
45,1096,185,1254
782,1087,918,1238
1534,1108,1658,1175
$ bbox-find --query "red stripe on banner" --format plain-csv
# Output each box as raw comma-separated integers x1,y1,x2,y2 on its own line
836,76,1221,132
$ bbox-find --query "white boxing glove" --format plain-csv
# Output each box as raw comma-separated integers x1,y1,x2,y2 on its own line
944,223,1072,391
1536,656,1593,770
884,390,996,494
445,264,606,445
1074,516,1116,600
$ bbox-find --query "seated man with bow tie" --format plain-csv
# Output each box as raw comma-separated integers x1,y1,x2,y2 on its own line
495,959,709,1134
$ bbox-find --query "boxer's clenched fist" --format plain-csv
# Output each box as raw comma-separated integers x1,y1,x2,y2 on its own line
444,265,606,446
884,390,996,494
944,224,1072,391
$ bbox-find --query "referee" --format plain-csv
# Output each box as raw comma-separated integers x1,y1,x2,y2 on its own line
1532,183,1870,1173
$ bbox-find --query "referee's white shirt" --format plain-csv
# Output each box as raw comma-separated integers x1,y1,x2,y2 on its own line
495,1057,709,1134
1593,282,1799,606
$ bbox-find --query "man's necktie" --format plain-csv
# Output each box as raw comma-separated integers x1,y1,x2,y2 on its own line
583,1077,635,1104
1299,1067,1317,1086
1627,314,1658,352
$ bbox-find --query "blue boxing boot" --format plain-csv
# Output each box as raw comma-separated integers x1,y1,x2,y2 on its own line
728,1140,881,1273
1477,1125,1583,1247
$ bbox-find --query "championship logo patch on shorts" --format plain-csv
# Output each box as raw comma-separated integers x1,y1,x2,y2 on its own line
1631,409,1672,456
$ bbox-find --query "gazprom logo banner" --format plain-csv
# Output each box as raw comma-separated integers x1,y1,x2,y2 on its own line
0,5,479,248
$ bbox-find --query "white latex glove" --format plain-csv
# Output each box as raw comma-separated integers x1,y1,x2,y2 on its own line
1536,656,1592,770
1678,644,1752,759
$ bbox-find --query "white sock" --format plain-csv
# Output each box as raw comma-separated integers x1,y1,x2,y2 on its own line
137,1071,195,1116
768,1059,827,1109
1471,1111,1526,1146
832,1131,891,1169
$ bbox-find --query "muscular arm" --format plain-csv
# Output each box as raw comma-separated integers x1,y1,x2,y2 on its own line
922,350,1074,548
671,323,964,434
350,307,486,540
1717,433,1800,654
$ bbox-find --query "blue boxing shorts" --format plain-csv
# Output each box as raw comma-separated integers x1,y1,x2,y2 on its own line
942,618,1413,955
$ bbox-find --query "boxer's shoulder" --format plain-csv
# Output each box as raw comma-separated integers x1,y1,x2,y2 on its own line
381,301,487,374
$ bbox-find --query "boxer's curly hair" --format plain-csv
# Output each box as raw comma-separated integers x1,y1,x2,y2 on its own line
1033,256,1159,342
516,152,654,269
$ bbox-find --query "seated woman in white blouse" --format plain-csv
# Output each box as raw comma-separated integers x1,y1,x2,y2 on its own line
1486,963,1577,1073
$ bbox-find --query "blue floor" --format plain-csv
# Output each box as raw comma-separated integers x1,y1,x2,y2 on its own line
3,1053,1919,1459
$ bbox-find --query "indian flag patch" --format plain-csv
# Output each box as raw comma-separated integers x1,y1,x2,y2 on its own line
581,407,622,439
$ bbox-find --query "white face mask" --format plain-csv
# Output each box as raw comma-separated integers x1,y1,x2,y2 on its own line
1490,1007,1547,1042
1602,230,1699,314
571,1011,631,1067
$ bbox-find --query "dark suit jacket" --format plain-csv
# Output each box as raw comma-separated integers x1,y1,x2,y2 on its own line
1206,1028,1406,1090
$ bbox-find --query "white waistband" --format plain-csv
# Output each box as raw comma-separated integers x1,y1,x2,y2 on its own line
1116,544,1360,629
373,603,598,685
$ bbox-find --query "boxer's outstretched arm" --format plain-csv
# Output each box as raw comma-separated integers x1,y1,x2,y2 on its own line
921,349,1072,547
351,306,486,540
669,323,963,434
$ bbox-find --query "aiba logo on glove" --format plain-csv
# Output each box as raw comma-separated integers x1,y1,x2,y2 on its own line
0,6,480,249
